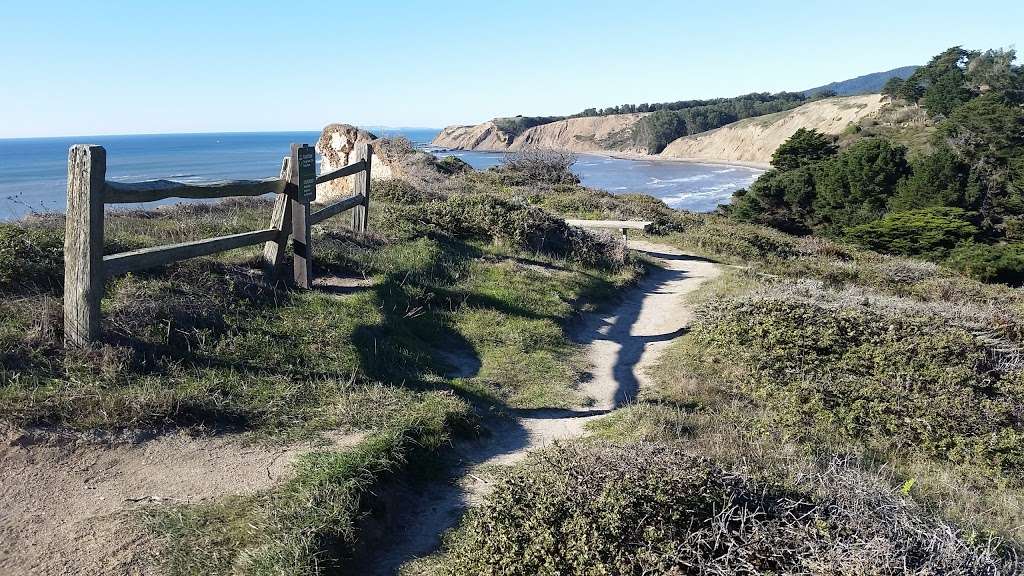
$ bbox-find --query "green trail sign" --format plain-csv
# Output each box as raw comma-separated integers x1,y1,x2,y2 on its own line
296,144,316,202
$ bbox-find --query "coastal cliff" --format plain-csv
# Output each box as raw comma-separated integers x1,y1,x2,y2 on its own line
430,121,512,150
432,113,647,153
434,95,885,167
659,94,885,165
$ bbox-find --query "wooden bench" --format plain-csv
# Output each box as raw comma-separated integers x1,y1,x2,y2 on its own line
564,219,653,248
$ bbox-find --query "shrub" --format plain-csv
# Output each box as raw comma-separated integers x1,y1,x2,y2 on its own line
423,193,625,269
686,295,1024,475
0,223,64,294
438,442,1008,575
845,207,980,259
491,149,580,186
947,242,1024,285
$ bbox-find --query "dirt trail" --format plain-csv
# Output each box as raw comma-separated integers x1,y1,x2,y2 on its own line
0,428,363,575
367,241,720,574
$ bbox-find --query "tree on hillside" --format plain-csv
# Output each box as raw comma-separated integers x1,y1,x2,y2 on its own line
731,166,818,234
904,46,978,116
889,145,974,212
813,139,911,234
966,48,1021,95
941,92,1024,223
770,129,838,171
881,77,905,98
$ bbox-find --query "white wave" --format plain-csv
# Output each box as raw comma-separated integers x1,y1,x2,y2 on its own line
659,182,740,205
648,174,712,185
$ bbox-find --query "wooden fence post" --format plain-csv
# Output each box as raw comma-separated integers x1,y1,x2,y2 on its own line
352,143,372,233
291,144,315,289
262,156,293,283
64,145,106,347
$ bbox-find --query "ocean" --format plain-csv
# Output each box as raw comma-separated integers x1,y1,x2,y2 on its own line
0,129,760,220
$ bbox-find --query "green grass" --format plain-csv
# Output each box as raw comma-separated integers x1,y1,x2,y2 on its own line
625,216,1024,548
1,158,661,574
0,192,640,431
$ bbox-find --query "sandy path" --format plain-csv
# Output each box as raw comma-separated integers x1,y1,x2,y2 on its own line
364,241,720,574
0,428,363,575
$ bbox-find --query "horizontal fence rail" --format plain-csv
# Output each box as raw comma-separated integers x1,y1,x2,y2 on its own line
309,193,364,225
64,141,374,347
315,159,367,185
103,229,279,277
104,177,288,203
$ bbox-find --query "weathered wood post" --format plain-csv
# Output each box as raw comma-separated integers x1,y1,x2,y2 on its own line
262,155,293,283
290,144,316,288
352,143,372,233
64,145,106,347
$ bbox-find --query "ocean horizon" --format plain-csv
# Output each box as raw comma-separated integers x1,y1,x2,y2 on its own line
0,128,760,220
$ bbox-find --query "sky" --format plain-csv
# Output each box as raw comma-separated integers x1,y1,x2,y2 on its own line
0,0,1021,138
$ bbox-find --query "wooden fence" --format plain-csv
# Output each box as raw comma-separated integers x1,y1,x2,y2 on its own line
63,142,373,347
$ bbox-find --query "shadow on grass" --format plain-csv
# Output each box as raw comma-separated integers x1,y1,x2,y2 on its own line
351,250,707,574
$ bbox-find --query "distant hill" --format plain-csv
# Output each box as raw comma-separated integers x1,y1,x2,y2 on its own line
801,66,919,96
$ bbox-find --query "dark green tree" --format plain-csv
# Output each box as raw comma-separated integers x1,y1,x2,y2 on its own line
731,166,818,234
881,77,905,98
812,139,911,234
909,46,978,116
889,145,973,211
770,129,838,171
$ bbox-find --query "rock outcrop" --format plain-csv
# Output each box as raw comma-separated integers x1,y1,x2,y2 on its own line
431,113,648,153
658,94,885,166
316,124,391,200
316,123,470,201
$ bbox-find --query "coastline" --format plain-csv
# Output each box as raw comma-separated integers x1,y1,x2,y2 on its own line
583,148,770,171
430,143,770,172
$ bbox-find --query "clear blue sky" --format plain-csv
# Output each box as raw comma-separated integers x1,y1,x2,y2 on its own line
1,0,1020,138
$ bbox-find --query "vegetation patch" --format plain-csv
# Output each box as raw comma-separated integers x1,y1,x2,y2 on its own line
148,391,471,575
434,442,1007,575
682,291,1024,474
730,45,1024,285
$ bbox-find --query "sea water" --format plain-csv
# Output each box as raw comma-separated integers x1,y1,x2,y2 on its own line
434,149,762,212
0,129,760,220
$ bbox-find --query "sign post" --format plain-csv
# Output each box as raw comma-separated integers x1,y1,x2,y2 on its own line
291,144,315,288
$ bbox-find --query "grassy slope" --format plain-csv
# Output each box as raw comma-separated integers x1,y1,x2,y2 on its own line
0,168,655,573
638,214,1024,544
9,156,1022,571
424,212,1022,574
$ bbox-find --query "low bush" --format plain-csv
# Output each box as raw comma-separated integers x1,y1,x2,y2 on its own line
489,149,580,186
422,193,625,269
948,242,1024,285
0,222,64,293
845,207,980,260
437,442,1008,575
683,294,1024,475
